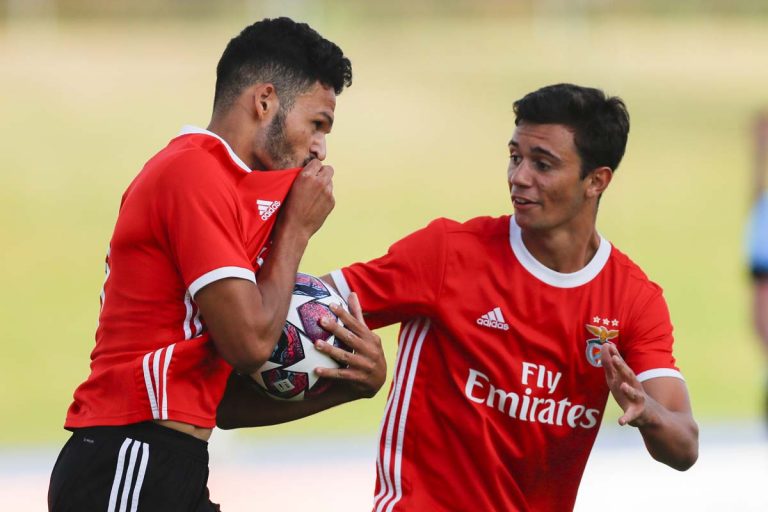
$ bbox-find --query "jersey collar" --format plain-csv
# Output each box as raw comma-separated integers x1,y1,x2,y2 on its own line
509,216,612,288
179,125,252,173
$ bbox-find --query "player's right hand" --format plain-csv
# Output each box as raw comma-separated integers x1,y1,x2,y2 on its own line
279,159,335,239
314,292,386,399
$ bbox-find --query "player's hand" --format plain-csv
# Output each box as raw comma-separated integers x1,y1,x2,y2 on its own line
601,342,658,428
313,292,386,399
278,159,335,239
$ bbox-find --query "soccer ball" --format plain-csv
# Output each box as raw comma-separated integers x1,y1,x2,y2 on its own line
251,273,350,400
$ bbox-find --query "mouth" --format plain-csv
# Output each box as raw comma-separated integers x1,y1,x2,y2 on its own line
512,196,538,207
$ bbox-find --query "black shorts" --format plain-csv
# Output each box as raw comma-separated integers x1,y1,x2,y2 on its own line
48,422,220,512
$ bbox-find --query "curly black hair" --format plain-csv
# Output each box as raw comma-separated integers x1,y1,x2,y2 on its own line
513,84,630,178
213,17,352,112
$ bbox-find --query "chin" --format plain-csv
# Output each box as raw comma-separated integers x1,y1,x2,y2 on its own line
513,212,533,229
513,213,549,232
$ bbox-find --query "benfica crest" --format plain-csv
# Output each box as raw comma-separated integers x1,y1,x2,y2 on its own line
584,323,619,367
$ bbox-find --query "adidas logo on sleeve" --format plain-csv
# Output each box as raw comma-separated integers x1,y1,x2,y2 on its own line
477,307,510,331
256,199,281,221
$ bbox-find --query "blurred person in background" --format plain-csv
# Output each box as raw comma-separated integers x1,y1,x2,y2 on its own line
222,83,699,511
748,111,768,423
48,17,385,512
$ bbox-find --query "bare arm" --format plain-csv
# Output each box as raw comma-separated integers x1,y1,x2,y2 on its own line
217,292,386,428
196,160,334,374
601,342,698,471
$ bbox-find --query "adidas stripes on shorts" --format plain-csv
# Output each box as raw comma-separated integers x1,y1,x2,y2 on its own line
48,422,220,512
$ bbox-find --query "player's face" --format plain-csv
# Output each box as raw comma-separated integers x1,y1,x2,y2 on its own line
507,123,593,232
264,82,336,169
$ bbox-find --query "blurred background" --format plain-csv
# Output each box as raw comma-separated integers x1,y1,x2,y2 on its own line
2,0,767,510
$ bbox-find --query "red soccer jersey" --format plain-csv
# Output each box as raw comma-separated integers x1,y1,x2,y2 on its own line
332,216,683,512
66,126,299,429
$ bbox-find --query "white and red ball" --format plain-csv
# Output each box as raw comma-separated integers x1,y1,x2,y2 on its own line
251,273,350,400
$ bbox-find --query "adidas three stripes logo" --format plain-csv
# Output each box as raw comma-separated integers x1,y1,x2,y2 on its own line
107,437,149,512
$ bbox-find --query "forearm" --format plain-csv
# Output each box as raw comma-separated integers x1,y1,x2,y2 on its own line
197,162,335,373
636,397,699,471
251,224,310,345
198,226,311,374
217,372,358,429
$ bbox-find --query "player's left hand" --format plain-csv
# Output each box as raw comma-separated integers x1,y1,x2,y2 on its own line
601,342,657,428
313,292,386,399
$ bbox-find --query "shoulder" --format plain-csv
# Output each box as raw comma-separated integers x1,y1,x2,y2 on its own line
606,243,664,299
157,135,231,182
400,215,509,247
430,215,510,239
134,134,239,197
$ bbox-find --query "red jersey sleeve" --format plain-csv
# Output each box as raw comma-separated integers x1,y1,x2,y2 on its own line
153,150,255,298
620,284,682,382
332,218,448,329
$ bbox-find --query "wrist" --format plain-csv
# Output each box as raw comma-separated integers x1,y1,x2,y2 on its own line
633,397,662,429
272,223,311,253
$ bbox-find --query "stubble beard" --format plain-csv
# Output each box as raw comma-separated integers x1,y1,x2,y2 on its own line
265,109,313,169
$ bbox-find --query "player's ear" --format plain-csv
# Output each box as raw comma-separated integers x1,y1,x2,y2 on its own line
585,166,613,199
247,83,279,122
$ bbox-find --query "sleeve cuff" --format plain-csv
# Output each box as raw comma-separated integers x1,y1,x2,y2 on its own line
189,266,256,298
635,368,685,383
330,269,352,301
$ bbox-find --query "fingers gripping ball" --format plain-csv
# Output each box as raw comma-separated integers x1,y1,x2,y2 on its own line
252,273,351,400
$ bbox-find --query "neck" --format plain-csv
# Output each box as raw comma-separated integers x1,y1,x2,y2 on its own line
520,220,601,274
207,114,260,170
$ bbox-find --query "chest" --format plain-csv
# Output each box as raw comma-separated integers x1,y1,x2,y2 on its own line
434,262,628,395
234,170,298,266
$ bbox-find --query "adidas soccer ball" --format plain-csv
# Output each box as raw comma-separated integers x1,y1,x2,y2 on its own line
251,273,350,400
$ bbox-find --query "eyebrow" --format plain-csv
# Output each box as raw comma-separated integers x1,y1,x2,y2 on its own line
321,112,334,129
508,139,562,162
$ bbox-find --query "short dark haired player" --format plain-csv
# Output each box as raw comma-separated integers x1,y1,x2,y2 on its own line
48,18,385,511
322,83,698,510
207,83,699,510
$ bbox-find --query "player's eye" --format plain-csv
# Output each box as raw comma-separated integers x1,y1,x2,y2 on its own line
509,154,522,166
534,160,551,172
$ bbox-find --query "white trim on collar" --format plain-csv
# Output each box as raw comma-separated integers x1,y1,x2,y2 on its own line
509,216,611,288
178,125,252,173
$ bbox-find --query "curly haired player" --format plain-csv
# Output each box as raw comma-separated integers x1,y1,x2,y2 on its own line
49,18,385,511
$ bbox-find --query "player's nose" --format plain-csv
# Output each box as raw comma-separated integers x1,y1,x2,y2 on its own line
509,160,533,187
311,136,327,162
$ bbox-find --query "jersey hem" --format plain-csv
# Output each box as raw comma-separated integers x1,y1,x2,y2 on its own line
65,411,217,430
636,368,684,382
189,266,256,298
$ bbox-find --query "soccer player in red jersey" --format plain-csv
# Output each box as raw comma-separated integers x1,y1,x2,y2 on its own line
321,84,697,511
48,18,385,511
206,84,700,509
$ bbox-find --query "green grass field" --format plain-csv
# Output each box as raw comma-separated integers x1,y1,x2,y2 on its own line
2,14,767,443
